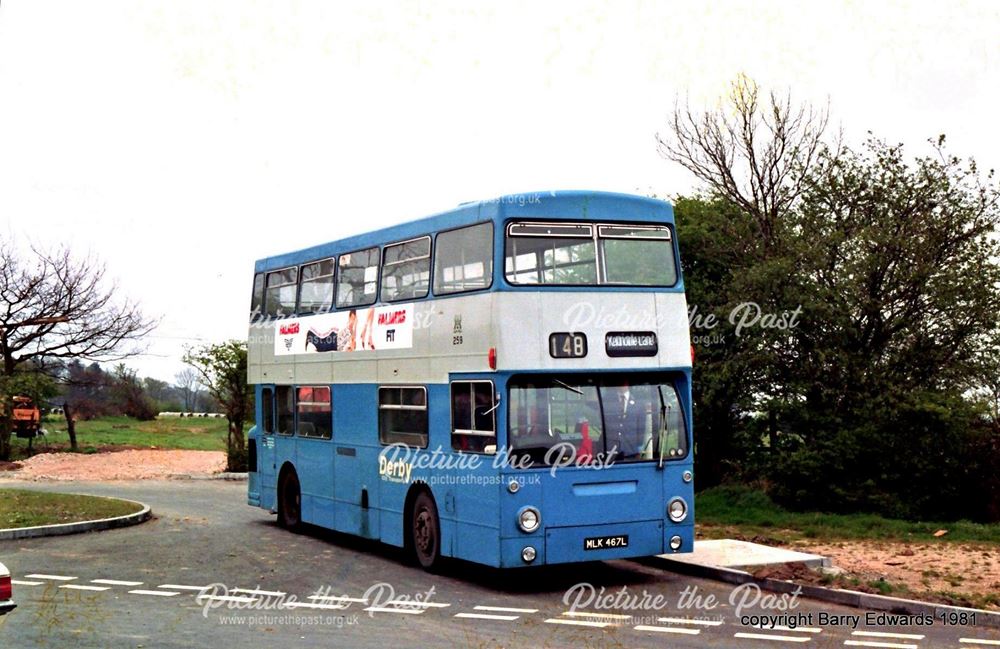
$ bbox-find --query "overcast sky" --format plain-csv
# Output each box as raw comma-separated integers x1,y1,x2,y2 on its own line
1,1,997,383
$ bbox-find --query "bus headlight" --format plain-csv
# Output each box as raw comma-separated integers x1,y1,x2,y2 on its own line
518,507,541,533
521,546,537,563
670,535,683,551
667,497,688,523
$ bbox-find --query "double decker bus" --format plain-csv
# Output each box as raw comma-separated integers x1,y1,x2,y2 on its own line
247,191,693,569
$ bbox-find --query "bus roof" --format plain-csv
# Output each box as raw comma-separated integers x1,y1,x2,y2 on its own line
254,190,674,273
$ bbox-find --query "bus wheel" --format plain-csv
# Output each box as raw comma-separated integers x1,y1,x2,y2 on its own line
411,491,440,570
278,469,302,532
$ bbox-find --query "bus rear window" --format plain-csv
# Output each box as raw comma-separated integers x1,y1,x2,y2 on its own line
504,222,676,287
250,273,264,321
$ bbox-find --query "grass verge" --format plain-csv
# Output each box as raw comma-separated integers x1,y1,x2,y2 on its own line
696,484,1000,544
9,415,228,460
0,488,144,529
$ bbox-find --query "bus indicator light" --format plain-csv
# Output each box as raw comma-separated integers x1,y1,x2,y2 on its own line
488,347,497,370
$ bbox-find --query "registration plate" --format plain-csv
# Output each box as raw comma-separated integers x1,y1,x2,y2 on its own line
583,534,629,550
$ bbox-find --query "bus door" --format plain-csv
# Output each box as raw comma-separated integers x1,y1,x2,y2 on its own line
257,386,278,510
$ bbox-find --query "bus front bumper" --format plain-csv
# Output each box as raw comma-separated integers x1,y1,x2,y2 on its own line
500,519,694,567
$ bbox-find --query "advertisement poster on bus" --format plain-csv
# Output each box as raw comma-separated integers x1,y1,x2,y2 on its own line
273,304,413,356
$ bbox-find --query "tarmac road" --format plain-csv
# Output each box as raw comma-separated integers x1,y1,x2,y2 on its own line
0,479,997,648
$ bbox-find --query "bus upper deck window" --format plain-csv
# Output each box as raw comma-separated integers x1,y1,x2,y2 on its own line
250,273,264,322
336,247,380,308
434,223,494,295
598,225,676,286
505,222,597,285
382,237,431,302
298,258,335,315
265,268,298,318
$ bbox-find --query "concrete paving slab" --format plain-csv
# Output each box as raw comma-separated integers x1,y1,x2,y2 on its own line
660,539,830,570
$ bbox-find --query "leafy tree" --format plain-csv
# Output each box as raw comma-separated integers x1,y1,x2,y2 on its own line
183,341,252,471
663,77,1000,520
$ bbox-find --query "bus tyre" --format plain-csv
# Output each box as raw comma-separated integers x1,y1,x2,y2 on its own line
278,469,302,532
411,491,441,570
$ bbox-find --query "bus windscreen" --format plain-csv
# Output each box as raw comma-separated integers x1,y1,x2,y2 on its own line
508,375,687,467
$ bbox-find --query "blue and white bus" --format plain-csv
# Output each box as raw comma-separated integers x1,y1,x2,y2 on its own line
247,191,694,569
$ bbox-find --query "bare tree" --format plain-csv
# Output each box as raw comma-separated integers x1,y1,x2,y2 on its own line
0,239,155,459
174,367,201,412
657,75,832,251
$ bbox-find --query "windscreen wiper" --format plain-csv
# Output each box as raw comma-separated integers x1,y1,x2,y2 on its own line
552,379,583,396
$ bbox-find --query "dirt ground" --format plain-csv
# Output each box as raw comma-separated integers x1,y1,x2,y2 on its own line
0,449,226,481
788,539,1000,610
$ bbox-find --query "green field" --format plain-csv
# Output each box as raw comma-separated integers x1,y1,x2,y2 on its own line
697,485,1000,544
9,415,229,460
0,488,145,529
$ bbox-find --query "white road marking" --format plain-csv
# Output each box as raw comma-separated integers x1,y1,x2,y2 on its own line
843,642,917,649
363,606,425,615
283,602,348,611
11,580,44,586
544,618,612,628
158,584,209,591
25,574,76,581
381,599,451,608
754,624,823,633
455,613,520,621
59,584,109,592
474,605,539,614
852,631,925,640
734,632,812,643
309,595,369,604
657,616,724,626
635,625,701,635
232,588,286,597
961,641,1000,647
91,579,144,586
129,590,180,597
196,595,259,604
560,611,630,621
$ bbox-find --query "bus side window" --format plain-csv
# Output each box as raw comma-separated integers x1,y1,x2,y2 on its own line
261,387,274,434
434,222,494,295
337,247,380,308
451,381,496,454
297,385,332,439
378,386,428,448
276,386,295,436
250,273,264,322
382,236,431,302
265,268,298,318
297,258,336,315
